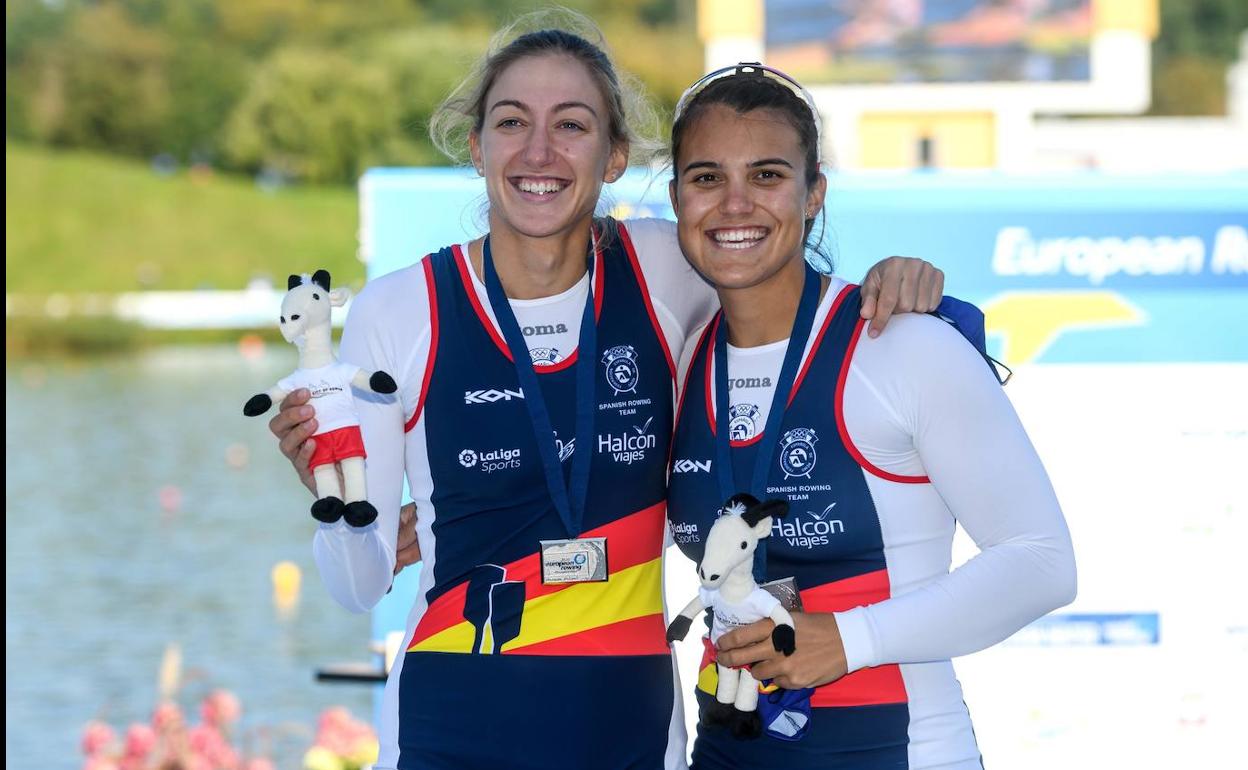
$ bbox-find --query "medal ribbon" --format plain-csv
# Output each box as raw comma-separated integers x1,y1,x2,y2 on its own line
713,263,822,581
482,233,598,539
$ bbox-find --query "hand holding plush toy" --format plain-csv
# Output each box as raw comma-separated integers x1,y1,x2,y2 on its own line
666,493,796,739
244,270,397,527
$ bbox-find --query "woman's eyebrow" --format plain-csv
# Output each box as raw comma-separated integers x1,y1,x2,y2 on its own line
750,158,794,168
681,158,795,174
681,160,720,174
489,99,529,114
553,101,598,118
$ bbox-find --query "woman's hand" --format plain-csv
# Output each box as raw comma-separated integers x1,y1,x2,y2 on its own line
268,389,320,496
395,503,421,575
860,256,945,338
715,612,849,691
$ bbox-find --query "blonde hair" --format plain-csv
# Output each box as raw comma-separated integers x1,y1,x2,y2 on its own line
428,8,661,167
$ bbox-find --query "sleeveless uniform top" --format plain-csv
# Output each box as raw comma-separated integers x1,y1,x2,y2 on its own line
391,222,681,769
667,284,982,770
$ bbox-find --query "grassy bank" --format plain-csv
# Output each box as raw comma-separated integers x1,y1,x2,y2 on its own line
5,143,364,293
4,315,306,357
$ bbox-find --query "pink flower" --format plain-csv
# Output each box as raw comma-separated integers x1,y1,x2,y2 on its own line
184,755,213,770
81,721,117,757
316,706,351,733
152,701,185,732
200,689,243,727
122,723,157,759
187,724,224,755
243,759,275,770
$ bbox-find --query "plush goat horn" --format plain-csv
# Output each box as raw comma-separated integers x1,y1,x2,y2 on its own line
742,498,789,527
720,492,761,516
311,269,331,291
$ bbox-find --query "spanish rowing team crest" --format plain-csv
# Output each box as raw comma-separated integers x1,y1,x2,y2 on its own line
728,403,761,441
602,345,639,395
779,427,818,479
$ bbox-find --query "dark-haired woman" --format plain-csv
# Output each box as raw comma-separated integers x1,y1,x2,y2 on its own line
269,14,944,770
663,66,1077,769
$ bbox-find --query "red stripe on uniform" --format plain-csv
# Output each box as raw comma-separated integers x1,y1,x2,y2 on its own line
504,613,668,656
706,283,854,444
835,316,930,484
454,244,510,358
618,223,676,379
452,242,604,375
804,569,907,707
406,256,438,433
704,314,723,436
670,321,716,471
697,626,907,707
789,282,855,405
407,501,667,645
801,568,890,612
811,664,908,707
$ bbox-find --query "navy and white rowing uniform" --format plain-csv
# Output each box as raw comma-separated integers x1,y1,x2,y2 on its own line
667,278,1076,770
316,219,714,770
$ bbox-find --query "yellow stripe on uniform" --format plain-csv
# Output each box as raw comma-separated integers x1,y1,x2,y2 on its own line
408,557,663,654
698,662,718,696
499,557,663,652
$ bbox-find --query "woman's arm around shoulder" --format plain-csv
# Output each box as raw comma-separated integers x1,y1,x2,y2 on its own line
620,217,718,359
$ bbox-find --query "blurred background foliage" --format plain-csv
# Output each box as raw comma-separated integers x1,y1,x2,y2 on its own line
4,0,1242,297
6,0,1242,179
5,0,701,185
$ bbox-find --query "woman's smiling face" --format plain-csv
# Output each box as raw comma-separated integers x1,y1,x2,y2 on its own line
670,103,825,291
470,53,627,241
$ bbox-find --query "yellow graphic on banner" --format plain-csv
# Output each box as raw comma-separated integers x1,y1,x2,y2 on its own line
984,291,1145,365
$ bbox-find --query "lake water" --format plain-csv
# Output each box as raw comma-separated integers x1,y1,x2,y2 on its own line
6,346,372,769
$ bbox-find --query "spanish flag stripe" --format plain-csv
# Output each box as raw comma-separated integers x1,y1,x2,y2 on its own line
811,666,907,707
504,613,668,656
499,557,663,652
408,502,666,646
800,568,891,613
407,581,470,647
694,569,908,707
409,556,663,654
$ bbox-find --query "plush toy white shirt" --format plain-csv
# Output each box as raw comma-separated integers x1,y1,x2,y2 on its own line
699,585,781,645
277,362,362,434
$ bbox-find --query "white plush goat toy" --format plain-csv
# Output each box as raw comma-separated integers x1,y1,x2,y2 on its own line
666,493,797,739
244,269,397,527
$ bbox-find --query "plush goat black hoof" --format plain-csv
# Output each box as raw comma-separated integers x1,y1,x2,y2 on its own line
370,371,398,394
665,615,693,644
310,496,345,523
701,700,735,729
772,624,796,656
243,393,272,417
729,708,763,740
343,500,378,528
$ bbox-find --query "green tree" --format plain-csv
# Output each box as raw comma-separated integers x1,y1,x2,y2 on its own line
1152,0,1248,115
30,3,173,155
223,47,398,182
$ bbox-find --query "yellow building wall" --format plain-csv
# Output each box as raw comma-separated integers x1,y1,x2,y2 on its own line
1094,0,1160,39
858,112,997,169
697,0,763,40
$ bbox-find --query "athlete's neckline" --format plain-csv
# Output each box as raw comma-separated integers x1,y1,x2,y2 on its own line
461,241,590,307
727,338,790,356
705,279,854,444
